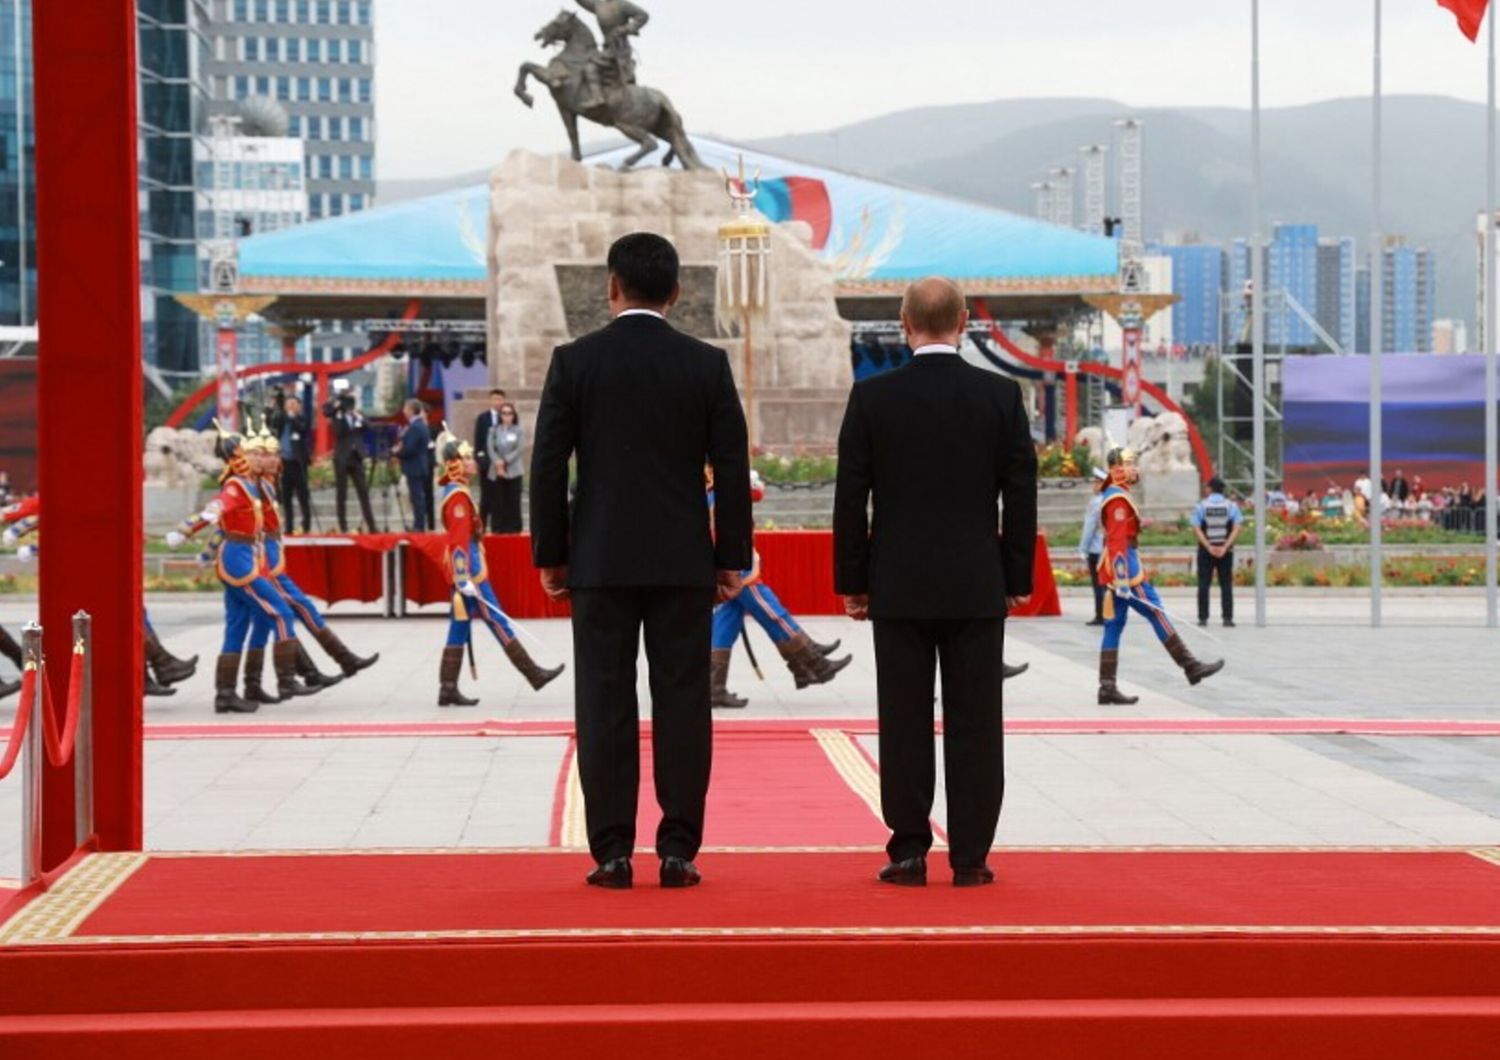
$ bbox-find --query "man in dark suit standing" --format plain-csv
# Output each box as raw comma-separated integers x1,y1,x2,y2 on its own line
397,399,434,531
331,391,379,533
473,389,507,533
532,232,752,891
834,277,1038,888
278,393,314,534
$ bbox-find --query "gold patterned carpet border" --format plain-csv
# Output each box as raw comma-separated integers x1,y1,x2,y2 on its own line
0,853,147,945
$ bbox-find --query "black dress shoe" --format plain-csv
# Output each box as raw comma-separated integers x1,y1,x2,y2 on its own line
1002,662,1029,681
586,857,633,890
660,856,701,888
1223,619,1237,628
953,865,996,888
1086,618,1106,627
878,856,927,886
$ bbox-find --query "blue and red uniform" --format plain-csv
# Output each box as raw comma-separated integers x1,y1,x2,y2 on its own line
1098,484,1174,650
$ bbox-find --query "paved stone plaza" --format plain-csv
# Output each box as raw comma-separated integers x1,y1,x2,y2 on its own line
2,589,1499,881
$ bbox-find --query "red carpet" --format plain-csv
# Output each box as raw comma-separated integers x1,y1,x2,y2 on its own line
15,848,1498,942
4,850,1500,1057
638,733,886,849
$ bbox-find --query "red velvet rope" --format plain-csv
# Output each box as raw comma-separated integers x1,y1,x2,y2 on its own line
39,649,84,768
0,669,36,780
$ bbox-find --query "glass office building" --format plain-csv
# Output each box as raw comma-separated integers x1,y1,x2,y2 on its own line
139,0,214,377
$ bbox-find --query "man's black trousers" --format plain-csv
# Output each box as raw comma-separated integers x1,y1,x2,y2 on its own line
873,616,1006,870
1196,546,1235,622
570,586,715,865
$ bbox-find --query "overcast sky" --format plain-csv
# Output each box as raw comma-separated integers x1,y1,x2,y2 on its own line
376,0,1496,180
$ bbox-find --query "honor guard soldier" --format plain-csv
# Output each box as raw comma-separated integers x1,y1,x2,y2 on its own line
168,421,313,713
4,494,196,697
1191,475,1243,628
434,427,564,706
708,469,850,709
1097,447,1224,706
238,421,377,702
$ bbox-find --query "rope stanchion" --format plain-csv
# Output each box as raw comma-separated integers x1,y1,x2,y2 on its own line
38,644,84,768
0,668,34,780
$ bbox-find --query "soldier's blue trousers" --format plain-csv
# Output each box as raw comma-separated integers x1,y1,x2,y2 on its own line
447,580,517,648
712,580,801,650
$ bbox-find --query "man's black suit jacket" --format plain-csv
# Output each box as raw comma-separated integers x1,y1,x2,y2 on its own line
530,314,753,589
473,410,499,477
833,352,1038,620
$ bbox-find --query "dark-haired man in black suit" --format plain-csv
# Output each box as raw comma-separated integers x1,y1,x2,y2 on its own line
532,232,753,891
473,389,508,533
834,277,1038,888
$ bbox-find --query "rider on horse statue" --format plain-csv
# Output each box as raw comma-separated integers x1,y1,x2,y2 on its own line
575,0,649,110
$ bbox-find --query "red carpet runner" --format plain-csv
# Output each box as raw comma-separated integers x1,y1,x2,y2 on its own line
4,849,1500,1057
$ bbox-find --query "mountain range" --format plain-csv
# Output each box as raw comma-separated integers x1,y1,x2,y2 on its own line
383,95,1491,327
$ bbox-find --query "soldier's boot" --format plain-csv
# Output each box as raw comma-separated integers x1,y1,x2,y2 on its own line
0,675,18,701
272,640,318,699
295,641,344,690
503,639,565,692
313,626,379,678
145,628,198,685
711,648,748,710
241,648,282,705
810,638,843,658
780,633,852,690
0,625,23,670
1098,650,1140,706
214,653,260,715
145,662,176,698
438,645,479,708
1164,634,1225,687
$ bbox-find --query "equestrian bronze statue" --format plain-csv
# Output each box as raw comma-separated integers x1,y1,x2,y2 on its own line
515,3,705,171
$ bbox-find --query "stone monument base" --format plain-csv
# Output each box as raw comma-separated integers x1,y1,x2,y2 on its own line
481,151,853,451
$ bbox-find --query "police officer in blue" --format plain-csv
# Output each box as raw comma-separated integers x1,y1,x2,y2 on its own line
1191,476,1243,628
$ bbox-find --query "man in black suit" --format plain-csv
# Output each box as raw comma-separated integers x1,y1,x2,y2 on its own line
330,391,378,533
834,277,1038,888
397,399,434,531
278,393,314,534
532,232,752,891
473,389,507,533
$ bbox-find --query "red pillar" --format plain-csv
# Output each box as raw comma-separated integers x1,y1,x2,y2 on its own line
34,1,144,863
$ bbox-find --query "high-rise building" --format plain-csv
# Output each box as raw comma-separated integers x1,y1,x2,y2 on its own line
0,0,34,330
207,0,375,364
1148,240,1224,350
1315,237,1356,354
1355,266,1372,354
1381,239,1436,353
1478,211,1500,353
139,0,214,377
1266,223,1318,347
206,0,375,224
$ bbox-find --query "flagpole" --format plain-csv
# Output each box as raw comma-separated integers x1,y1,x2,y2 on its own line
1252,0,1268,628
1487,4,1498,627
1369,0,1385,628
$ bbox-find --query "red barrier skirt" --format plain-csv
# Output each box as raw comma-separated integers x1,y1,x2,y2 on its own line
281,532,1061,621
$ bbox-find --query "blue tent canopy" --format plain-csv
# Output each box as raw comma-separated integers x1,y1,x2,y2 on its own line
238,136,1117,296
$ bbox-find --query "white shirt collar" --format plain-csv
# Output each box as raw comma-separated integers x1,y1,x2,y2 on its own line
912,343,958,356
617,308,666,320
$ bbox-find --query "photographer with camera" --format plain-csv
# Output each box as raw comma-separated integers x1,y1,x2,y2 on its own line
325,383,379,534
278,388,315,533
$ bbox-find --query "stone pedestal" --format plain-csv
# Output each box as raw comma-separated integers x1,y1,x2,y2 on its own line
480,151,852,450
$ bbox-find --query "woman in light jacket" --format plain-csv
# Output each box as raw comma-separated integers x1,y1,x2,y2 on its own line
487,402,526,533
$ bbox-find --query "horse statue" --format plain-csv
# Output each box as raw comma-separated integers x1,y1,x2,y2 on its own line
514,8,705,171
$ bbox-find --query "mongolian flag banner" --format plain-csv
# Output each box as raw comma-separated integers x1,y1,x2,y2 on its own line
1438,0,1491,41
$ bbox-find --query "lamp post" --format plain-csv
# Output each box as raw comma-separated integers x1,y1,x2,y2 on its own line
717,155,772,449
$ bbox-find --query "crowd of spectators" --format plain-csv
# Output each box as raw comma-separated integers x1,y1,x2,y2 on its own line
1262,467,1491,533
